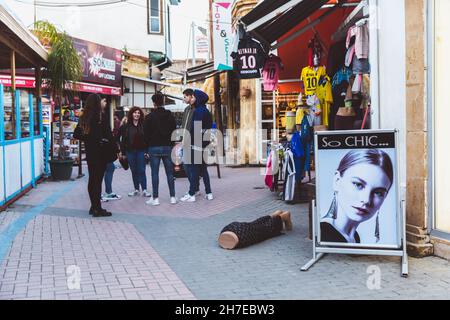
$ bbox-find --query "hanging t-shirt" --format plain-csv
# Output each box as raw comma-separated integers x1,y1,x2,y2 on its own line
300,66,327,96
231,36,266,79
262,55,282,91
316,76,334,127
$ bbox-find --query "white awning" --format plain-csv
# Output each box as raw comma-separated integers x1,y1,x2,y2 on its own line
122,74,184,89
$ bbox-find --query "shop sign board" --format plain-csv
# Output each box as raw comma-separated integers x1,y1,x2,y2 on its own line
71,37,122,87
301,130,408,277
196,35,209,54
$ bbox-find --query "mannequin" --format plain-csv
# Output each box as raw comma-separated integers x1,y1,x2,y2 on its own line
313,53,320,70
218,210,293,250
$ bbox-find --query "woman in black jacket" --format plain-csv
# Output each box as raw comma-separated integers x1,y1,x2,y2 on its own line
74,94,116,217
119,107,151,198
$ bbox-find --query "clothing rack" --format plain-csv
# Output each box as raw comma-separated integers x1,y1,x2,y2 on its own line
331,0,369,42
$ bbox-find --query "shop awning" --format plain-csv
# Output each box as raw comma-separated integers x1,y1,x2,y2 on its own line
240,0,329,46
186,61,222,83
0,4,47,69
123,74,184,89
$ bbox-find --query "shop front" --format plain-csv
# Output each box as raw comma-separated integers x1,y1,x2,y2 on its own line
237,0,406,172
0,4,48,208
231,0,412,246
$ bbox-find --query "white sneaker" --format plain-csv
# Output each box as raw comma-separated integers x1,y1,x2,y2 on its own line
205,193,214,201
180,194,196,202
104,193,122,201
146,197,160,206
128,190,139,197
142,190,152,197
170,197,177,204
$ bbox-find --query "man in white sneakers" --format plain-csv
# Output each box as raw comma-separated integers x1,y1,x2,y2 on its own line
180,89,214,203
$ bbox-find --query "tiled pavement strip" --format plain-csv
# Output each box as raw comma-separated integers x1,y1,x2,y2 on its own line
0,166,450,300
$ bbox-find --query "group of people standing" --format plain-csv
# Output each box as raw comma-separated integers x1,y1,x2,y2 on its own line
74,89,214,217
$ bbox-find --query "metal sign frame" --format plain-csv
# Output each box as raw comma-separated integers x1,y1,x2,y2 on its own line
301,129,408,277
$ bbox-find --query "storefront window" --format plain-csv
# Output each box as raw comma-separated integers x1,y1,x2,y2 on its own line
3,87,15,140
433,0,450,232
33,95,41,136
20,90,30,138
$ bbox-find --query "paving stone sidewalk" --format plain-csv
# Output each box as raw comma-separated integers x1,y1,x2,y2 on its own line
1,167,450,300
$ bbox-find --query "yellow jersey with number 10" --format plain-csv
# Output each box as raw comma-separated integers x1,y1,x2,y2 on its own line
300,66,327,96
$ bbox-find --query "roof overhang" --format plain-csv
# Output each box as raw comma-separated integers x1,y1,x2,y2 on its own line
240,0,358,49
0,4,48,69
186,61,223,83
123,74,184,89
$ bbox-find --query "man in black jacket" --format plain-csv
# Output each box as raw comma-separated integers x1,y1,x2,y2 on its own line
143,93,177,206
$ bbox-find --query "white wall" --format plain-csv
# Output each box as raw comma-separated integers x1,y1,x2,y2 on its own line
21,140,32,187
4,144,21,198
122,78,157,109
34,138,44,178
433,0,450,232
3,0,174,58
372,0,407,194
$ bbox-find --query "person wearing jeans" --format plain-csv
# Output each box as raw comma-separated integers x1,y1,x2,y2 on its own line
143,93,177,206
119,106,151,197
180,89,214,203
126,149,148,194
148,146,176,205
102,161,122,201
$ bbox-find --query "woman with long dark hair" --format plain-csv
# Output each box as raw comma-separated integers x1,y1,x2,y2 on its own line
74,94,116,217
321,149,394,244
119,106,151,197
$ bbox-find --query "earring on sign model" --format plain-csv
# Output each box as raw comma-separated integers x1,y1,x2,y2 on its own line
326,192,337,219
375,212,380,243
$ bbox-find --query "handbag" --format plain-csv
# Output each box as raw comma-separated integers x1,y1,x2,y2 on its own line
119,155,129,170
100,139,118,163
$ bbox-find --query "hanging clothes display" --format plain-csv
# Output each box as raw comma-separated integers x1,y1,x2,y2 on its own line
299,115,313,176
264,150,275,190
262,54,283,91
300,65,327,96
316,75,334,127
231,35,266,79
282,149,296,202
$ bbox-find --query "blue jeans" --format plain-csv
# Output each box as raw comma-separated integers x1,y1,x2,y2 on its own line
104,161,115,194
184,163,199,194
148,146,175,198
126,150,147,191
188,149,211,196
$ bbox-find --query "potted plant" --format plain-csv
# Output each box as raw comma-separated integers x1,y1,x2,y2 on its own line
33,21,82,180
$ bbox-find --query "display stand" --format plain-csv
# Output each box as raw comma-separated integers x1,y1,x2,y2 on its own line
301,199,409,278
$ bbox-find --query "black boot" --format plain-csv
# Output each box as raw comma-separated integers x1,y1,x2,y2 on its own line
91,208,112,217
99,208,112,216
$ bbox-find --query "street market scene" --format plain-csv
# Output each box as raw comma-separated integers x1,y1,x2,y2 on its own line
0,0,450,302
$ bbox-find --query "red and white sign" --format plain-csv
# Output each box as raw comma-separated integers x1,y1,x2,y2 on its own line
70,82,122,96
0,75,35,88
0,74,122,96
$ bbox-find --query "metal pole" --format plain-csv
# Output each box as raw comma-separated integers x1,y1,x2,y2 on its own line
34,0,37,25
192,22,196,67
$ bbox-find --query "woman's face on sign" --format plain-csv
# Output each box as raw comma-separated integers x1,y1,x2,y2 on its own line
334,163,392,223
